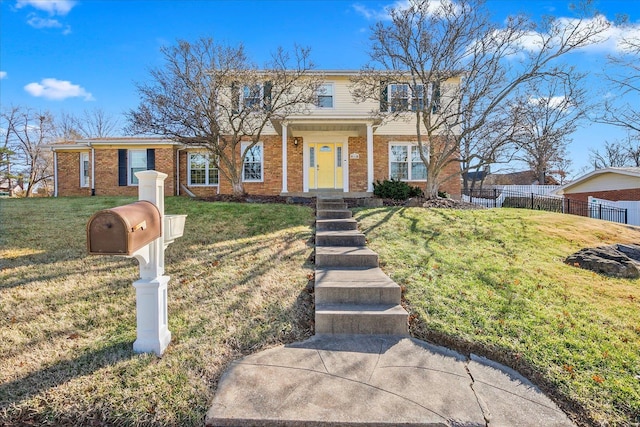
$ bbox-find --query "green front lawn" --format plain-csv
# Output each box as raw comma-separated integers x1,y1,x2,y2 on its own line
354,206,640,426
0,197,315,426
1,198,638,425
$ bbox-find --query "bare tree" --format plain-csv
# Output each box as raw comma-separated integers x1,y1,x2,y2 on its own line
2,106,56,197
126,38,321,196
599,33,640,133
510,75,588,184
590,135,640,168
1,108,19,195
75,108,120,138
58,108,120,139
460,102,520,192
56,111,84,140
351,0,609,198
626,134,640,166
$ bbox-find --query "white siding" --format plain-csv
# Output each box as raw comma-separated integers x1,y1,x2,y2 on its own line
565,173,640,193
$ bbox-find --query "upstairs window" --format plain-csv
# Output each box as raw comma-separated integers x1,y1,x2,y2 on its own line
317,83,334,108
389,84,410,112
239,82,272,110
381,82,435,113
188,152,219,186
243,84,262,109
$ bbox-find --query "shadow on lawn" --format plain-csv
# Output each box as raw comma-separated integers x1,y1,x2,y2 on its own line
0,256,135,290
354,206,402,235
0,340,136,412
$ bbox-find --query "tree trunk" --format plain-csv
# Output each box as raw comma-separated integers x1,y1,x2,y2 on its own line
425,168,440,199
231,179,245,197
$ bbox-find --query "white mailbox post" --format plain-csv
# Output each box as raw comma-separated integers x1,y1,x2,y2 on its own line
130,170,186,356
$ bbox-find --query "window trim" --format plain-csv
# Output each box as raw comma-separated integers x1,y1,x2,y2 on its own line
187,151,219,187
80,152,90,188
241,141,264,183
242,84,263,109
388,142,428,182
384,83,429,112
317,83,335,109
128,149,147,186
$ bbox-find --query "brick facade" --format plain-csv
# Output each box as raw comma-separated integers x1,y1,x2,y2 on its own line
56,151,92,197
370,135,461,196
55,135,462,197
565,188,640,203
56,146,176,197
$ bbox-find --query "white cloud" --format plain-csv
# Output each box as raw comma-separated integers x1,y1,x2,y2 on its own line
0,71,7,80
27,16,63,29
529,96,567,109
510,15,640,56
24,78,94,101
596,22,640,54
353,0,455,21
16,0,76,16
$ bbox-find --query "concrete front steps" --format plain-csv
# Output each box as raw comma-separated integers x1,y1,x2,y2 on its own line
315,197,408,336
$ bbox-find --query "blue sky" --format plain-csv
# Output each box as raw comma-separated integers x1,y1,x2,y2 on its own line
1,0,639,176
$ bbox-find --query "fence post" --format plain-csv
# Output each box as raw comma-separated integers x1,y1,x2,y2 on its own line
531,193,534,210
599,204,602,220
494,189,497,208
625,208,628,224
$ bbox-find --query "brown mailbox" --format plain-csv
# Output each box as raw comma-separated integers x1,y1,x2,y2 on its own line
87,201,161,255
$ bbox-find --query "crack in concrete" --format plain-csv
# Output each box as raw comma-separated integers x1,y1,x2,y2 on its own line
465,360,491,427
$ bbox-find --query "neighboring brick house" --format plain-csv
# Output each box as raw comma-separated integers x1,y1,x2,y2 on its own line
553,167,640,203
52,71,462,198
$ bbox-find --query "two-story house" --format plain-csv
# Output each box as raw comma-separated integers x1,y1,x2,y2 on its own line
51,70,461,198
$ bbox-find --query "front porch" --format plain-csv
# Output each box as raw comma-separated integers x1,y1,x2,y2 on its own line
275,116,379,195
281,190,373,199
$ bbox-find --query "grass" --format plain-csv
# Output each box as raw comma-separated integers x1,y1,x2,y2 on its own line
2,198,639,426
0,196,315,426
354,206,640,426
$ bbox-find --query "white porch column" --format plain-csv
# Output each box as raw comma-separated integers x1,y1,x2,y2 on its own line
282,122,288,194
367,123,374,192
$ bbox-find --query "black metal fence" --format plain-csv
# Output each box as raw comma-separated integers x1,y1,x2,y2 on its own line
462,188,628,225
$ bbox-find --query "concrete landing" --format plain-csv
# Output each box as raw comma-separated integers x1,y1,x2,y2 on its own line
206,335,576,427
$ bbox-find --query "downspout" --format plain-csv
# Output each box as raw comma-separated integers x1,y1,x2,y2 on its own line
176,146,184,196
91,145,95,196
53,149,58,197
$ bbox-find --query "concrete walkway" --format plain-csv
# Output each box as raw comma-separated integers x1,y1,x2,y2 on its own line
205,197,577,426
206,335,576,426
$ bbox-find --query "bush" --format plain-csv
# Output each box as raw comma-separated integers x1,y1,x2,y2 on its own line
373,179,424,200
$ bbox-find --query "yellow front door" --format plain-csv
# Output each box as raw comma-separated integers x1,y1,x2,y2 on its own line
309,143,343,189
317,144,335,188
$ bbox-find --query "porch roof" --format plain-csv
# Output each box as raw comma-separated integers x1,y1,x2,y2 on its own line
272,116,382,137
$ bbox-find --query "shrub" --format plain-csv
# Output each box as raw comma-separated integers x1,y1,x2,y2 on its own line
373,179,424,200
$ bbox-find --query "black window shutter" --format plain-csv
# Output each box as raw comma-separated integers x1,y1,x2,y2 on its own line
380,81,388,112
231,82,240,113
263,81,272,110
118,149,127,186
432,82,441,114
147,149,155,171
